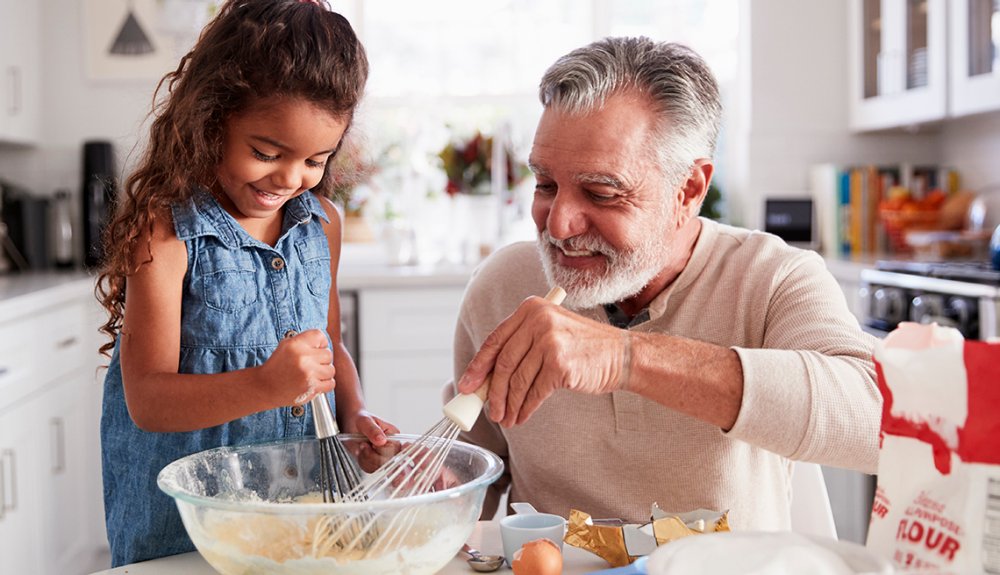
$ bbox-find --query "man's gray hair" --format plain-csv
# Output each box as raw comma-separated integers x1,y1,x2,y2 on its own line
539,37,722,181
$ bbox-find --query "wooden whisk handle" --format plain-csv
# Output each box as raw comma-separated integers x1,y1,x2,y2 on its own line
443,286,566,431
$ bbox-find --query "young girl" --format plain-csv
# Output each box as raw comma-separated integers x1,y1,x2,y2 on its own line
95,0,397,566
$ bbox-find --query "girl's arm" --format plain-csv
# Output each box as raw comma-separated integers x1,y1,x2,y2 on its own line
119,211,334,432
319,197,397,444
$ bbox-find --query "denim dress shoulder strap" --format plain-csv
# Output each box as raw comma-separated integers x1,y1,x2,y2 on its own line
100,189,334,566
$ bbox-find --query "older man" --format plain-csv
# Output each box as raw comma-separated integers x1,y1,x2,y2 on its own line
451,37,880,530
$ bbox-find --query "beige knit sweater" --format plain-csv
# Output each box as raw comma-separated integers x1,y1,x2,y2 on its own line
452,218,881,530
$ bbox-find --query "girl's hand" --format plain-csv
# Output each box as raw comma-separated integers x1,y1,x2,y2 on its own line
257,329,336,406
341,409,399,447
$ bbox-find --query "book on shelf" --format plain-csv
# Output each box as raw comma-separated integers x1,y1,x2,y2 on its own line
808,162,959,257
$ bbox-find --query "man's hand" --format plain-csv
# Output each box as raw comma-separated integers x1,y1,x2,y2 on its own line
456,295,630,427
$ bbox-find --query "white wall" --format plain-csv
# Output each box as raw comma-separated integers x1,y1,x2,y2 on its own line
941,112,1000,193
738,0,941,230
0,0,161,195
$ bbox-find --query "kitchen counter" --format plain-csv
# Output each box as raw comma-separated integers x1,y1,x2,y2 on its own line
822,254,880,284
89,520,611,575
0,244,476,309
0,270,96,322
337,242,476,289
338,259,474,290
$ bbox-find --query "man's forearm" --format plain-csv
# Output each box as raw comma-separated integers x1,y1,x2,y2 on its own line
624,331,745,430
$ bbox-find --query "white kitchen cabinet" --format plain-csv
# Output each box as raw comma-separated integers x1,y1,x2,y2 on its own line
848,0,948,131
949,0,1000,117
0,404,43,573
357,286,464,434
0,277,109,574
0,0,41,144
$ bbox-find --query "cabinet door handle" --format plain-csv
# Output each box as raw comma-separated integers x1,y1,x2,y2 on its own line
0,450,5,520
50,418,66,474
1,449,15,513
6,67,20,115
56,336,79,349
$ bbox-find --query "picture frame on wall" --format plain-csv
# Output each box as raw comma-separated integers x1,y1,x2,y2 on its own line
83,0,180,81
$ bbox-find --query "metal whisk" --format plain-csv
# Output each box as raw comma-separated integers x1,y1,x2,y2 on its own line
310,393,362,502
308,393,381,556
351,286,565,503
351,286,567,508
309,287,566,557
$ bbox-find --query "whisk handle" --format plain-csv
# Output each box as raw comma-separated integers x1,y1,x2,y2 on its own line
310,394,339,439
443,287,566,432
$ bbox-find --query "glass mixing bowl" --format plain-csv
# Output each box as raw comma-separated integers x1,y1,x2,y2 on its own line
157,434,503,575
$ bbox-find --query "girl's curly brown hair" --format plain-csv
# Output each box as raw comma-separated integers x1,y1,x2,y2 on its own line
95,0,368,357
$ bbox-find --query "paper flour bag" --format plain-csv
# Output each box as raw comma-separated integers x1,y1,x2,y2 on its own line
867,322,1000,573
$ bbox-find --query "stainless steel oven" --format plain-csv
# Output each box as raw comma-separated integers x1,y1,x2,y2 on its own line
859,261,1000,341
339,290,359,368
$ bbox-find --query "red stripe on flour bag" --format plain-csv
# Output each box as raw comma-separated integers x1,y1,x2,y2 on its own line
876,360,955,475
957,341,1000,465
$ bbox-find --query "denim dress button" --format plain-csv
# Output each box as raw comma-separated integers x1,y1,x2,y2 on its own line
291,405,305,417
271,257,285,270
284,330,298,338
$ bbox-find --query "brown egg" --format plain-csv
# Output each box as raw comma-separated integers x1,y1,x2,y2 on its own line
511,538,563,575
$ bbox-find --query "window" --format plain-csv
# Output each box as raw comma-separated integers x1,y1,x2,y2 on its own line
333,1,740,243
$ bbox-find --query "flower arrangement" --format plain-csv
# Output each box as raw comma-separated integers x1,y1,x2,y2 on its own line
438,131,526,196
327,138,378,217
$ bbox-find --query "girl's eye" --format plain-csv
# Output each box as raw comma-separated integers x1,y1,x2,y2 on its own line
252,148,277,162
306,158,326,169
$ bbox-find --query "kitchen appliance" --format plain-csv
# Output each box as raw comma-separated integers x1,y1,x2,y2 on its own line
82,140,116,268
1,185,50,270
859,260,1000,340
764,198,817,250
50,189,74,268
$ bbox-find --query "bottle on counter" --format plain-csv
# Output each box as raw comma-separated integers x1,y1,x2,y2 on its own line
51,189,75,269
991,224,1000,272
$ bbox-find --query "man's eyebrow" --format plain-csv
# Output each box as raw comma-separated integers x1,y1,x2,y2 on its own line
528,163,625,190
527,161,549,177
575,172,626,190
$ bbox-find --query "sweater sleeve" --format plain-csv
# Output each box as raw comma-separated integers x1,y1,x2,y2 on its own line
725,252,881,473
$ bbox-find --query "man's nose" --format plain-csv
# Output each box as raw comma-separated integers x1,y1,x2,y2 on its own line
545,191,587,240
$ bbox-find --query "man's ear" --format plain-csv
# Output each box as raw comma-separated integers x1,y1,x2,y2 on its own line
678,159,714,219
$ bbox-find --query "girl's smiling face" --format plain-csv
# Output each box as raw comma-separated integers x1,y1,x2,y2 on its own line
215,96,348,237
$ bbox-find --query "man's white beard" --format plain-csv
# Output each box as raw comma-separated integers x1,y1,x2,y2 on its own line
536,228,667,310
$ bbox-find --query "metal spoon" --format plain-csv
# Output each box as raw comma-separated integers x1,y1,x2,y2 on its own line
462,543,505,572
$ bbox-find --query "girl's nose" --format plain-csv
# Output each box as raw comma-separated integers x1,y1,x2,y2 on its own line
271,162,304,191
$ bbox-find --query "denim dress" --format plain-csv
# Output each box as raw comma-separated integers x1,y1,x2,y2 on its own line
101,189,335,566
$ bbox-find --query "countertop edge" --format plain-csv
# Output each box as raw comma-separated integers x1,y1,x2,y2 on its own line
0,272,98,323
